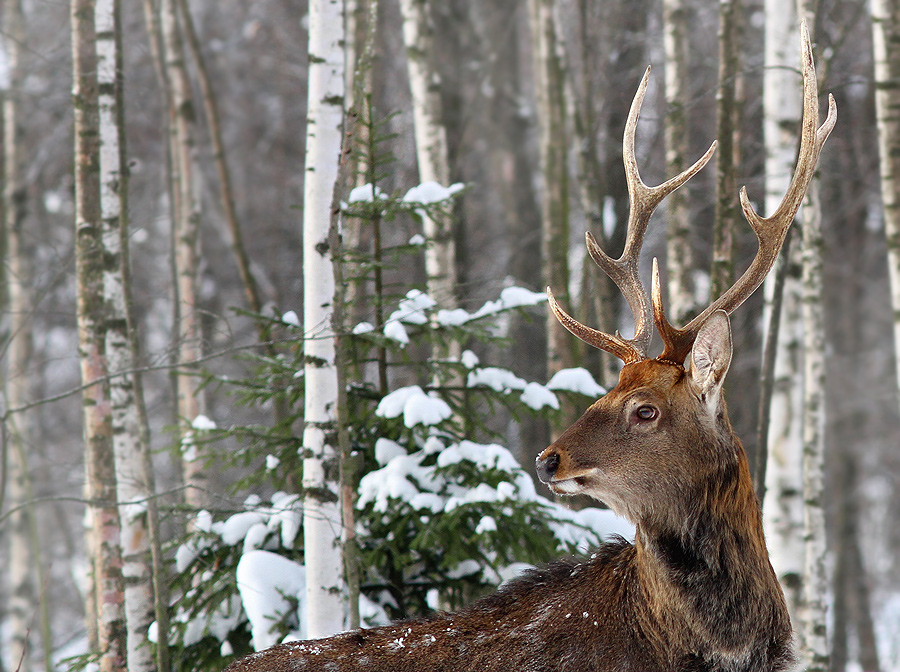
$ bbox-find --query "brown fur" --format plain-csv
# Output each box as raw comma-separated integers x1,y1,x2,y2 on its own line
225,348,795,672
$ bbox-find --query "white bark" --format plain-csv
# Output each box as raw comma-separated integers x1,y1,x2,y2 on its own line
96,1,157,670
761,265,805,621
799,177,829,672
872,0,900,413
399,0,457,308
761,0,804,623
399,0,460,384
302,0,346,639
399,0,448,188
793,9,830,670
72,0,128,667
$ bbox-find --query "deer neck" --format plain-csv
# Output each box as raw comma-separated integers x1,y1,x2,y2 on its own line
632,431,792,665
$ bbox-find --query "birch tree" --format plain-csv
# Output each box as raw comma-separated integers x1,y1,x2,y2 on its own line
873,0,900,417
867,1,900,665
794,13,829,672
399,0,457,308
302,0,347,638
159,0,209,511
663,0,697,324
760,0,805,624
799,171,829,672
96,0,163,669
399,0,461,392
72,0,128,668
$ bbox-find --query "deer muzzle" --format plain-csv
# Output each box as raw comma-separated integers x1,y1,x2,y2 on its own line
535,449,560,484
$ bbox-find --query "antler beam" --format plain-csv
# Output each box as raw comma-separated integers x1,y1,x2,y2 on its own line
654,21,837,365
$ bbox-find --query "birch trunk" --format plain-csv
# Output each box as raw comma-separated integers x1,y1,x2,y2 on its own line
867,2,900,665
72,0,128,669
760,0,804,624
96,2,160,670
872,0,900,418
529,0,574,389
399,0,457,308
160,0,209,511
663,0,696,324
141,0,168,92
3,0,41,667
302,0,346,638
399,0,460,389
711,0,741,297
760,251,805,622
799,176,829,672
794,9,829,671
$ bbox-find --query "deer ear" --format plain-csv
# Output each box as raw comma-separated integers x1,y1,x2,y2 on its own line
689,310,732,400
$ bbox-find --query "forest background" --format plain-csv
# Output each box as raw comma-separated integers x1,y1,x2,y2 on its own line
1,0,899,671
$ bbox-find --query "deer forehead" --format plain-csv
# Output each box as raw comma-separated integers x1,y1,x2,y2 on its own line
607,360,688,403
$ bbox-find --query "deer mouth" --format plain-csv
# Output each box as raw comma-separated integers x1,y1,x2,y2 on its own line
549,480,581,495
547,473,591,495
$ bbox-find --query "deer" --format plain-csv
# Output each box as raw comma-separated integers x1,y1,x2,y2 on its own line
224,23,835,672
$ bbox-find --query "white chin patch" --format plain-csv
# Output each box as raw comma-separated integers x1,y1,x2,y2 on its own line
549,479,583,495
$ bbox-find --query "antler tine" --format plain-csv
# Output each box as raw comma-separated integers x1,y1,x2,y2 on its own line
549,67,716,364
656,20,837,365
547,286,644,364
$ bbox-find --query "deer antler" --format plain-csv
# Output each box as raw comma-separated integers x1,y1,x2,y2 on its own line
653,21,837,365
550,22,834,367
548,66,716,364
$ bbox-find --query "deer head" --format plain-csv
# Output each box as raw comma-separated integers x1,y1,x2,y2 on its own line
536,21,836,528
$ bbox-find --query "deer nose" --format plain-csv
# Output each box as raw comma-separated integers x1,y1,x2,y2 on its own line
535,450,560,483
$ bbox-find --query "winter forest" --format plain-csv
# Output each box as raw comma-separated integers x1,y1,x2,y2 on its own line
2,0,900,670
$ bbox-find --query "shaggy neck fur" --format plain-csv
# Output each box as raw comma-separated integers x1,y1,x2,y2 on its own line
633,430,795,672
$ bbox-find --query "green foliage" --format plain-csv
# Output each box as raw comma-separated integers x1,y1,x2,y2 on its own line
165,276,604,665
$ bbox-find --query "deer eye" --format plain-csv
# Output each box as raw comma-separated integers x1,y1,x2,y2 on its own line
634,405,659,422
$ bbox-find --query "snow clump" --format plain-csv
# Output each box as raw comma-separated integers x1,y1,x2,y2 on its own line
375,385,453,428
236,550,307,649
383,289,438,345
467,366,559,410
547,367,606,397
347,183,387,204
191,414,217,431
402,181,464,205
